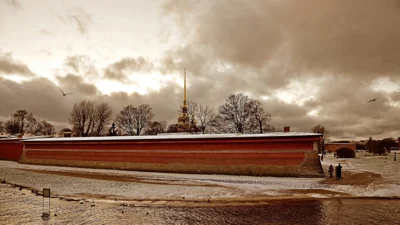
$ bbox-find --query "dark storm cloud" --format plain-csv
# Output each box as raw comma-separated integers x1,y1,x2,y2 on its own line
0,77,72,124
104,57,154,82
293,78,399,139
3,0,400,140
95,83,182,123
5,0,21,9
56,74,98,96
163,0,400,79
160,0,400,139
0,52,35,76
0,76,184,132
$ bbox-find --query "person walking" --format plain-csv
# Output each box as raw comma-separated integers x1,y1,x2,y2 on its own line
328,164,334,178
336,163,342,180
335,165,339,180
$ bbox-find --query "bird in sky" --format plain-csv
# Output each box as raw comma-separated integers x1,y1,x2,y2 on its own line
57,86,74,97
368,98,378,102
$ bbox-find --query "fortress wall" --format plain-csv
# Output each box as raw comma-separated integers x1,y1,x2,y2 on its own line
0,139,23,161
18,135,324,177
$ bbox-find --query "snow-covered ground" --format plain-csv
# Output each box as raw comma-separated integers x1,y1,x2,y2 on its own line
321,152,400,197
0,153,399,203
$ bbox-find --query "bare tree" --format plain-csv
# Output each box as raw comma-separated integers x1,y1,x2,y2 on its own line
13,110,34,135
28,117,41,135
144,121,167,135
136,104,154,135
107,122,118,136
249,100,272,134
312,124,329,139
69,100,96,137
69,101,113,137
218,93,253,133
312,124,329,153
177,101,198,124
196,104,214,134
166,123,178,133
208,114,235,133
4,110,34,135
115,105,135,135
0,121,4,134
263,124,275,132
93,102,113,136
5,117,19,135
28,118,56,136
41,121,56,135
115,104,154,136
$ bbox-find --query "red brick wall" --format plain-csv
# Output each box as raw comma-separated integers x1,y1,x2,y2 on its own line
0,140,23,161
19,135,323,177
24,150,305,166
325,143,356,152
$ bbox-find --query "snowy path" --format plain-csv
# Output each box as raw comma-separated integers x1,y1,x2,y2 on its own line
321,152,400,184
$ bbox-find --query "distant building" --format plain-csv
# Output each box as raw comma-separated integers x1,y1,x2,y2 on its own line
60,128,72,137
398,137,400,148
325,143,356,153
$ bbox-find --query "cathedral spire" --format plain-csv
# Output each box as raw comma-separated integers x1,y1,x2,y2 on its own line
182,68,188,114
184,68,187,106
177,68,198,133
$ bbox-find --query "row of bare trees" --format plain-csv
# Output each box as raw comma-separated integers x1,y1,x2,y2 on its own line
115,104,155,136
172,93,274,134
213,93,273,134
68,93,273,137
174,101,215,134
0,93,273,137
69,101,113,136
0,110,55,136
69,101,163,137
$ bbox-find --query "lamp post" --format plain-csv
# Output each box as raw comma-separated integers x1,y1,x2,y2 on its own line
321,138,325,161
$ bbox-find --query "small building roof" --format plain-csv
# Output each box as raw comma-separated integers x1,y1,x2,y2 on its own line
22,132,321,142
60,128,72,132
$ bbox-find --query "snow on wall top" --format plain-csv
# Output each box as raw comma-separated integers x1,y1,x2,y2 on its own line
0,136,53,141
22,132,322,142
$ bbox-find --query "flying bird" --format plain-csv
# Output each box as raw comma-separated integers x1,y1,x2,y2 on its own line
368,98,378,102
57,86,74,97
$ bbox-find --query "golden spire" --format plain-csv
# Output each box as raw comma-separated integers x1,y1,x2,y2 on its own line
182,68,188,114
184,68,187,106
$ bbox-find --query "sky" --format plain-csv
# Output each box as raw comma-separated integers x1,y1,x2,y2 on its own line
1,0,400,140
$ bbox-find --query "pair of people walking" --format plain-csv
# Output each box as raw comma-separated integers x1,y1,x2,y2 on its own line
328,164,342,180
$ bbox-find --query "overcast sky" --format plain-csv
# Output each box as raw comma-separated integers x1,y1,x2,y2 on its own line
1,0,400,140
